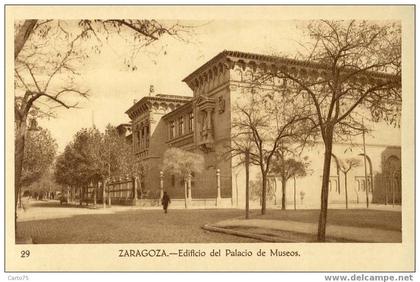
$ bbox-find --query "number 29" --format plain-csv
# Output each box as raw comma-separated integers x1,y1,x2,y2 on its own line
20,250,30,258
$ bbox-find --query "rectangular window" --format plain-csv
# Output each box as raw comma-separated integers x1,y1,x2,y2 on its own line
188,112,194,132
178,116,184,135
144,126,149,148
146,126,149,148
140,127,144,148
169,121,175,139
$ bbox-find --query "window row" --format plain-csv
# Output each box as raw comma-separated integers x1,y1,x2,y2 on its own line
169,112,194,139
328,177,373,193
135,125,149,150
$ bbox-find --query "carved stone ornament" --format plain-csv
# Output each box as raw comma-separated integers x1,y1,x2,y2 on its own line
229,84,237,91
218,96,225,114
199,143,214,153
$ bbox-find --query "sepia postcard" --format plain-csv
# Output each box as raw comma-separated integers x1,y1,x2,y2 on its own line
5,5,415,272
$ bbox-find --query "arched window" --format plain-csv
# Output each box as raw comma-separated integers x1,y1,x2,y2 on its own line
178,116,184,135
188,112,194,132
359,153,374,193
169,121,175,139
235,69,242,81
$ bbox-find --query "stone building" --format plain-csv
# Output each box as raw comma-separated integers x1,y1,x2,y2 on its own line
122,50,401,208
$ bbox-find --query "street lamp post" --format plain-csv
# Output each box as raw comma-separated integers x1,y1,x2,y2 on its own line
362,119,369,208
160,171,164,199
216,169,222,207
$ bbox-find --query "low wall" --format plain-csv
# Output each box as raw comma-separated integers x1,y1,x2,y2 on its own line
133,199,160,207
109,198,136,206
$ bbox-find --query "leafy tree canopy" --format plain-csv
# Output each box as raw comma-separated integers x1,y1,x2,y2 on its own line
21,127,57,187
162,148,204,178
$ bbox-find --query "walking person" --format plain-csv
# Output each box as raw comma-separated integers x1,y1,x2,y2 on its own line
161,191,171,214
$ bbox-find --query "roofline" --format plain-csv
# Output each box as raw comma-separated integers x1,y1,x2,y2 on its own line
125,94,192,115
182,50,398,84
182,51,228,82
162,100,193,120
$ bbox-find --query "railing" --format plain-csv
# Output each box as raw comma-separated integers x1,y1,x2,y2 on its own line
80,168,231,207
373,175,401,205
83,177,138,206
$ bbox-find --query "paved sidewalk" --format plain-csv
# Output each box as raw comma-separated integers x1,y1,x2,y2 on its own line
268,203,401,212
17,200,234,222
204,218,402,243
17,200,158,222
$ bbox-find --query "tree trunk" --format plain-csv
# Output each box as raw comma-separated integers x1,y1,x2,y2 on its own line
273,178,277,205
317,135,333,242
139,176,143,199
261,172,267,215
281,176,287,210
18,187,22,208
293,176,297,210
108,182,112,207
15,117,27,234
15,20,37,60
344,172,348,209
79,187,83,206
187,174,192,201
103,180,107,208
184,179,188,208
245,150,250,219
93,183,97,207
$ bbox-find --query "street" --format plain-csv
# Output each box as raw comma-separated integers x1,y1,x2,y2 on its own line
16,201,259,243
16,200,402,244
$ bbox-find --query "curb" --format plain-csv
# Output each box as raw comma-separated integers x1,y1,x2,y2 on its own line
202,224,296,243
202,224,360,243
16,237,33,244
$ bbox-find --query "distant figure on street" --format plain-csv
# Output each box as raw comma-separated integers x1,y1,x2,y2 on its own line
161,192,171,214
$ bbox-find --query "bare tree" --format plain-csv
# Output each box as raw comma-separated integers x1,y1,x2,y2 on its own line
14,21,89,223
226,131,253,219
264,20,401,241
270,148,310,210
231,81,312,215
337,157,361,209
14,19,195,64
14,19,195,228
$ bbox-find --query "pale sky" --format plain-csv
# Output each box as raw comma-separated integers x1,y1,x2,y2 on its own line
35,20,400,152
37,20,305,152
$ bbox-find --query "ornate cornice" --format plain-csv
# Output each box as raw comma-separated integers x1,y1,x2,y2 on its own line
126,94,192,120
182,50,399,92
